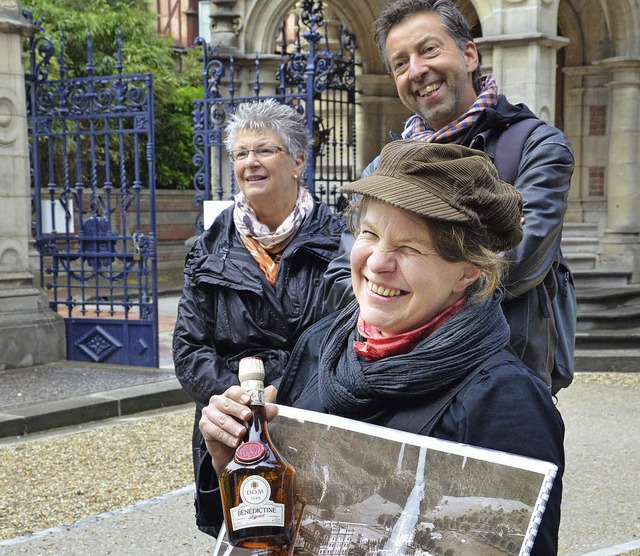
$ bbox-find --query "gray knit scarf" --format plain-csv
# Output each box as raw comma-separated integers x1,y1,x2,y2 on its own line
317,291,510,422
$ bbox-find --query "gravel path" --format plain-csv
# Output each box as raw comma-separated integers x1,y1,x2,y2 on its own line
1,373,640,556
0,406,196,540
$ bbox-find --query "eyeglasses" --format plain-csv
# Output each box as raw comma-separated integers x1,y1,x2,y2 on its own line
229,146,288,162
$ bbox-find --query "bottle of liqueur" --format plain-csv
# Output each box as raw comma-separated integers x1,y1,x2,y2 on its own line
218,357,297,551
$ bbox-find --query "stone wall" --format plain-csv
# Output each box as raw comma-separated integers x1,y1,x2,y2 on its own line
150,189,200,294
0,1,66,370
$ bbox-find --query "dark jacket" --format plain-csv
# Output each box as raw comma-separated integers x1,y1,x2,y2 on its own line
323,96,575,386
194,310,564,555
277,311,565,556
172,200,345,530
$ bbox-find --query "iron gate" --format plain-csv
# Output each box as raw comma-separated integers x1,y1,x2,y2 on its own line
26,20,159,367
192,0,358,231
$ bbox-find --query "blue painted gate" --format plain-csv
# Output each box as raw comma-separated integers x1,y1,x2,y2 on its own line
26,20,159,367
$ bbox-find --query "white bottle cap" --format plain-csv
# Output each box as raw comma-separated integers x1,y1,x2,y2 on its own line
238,357,265,382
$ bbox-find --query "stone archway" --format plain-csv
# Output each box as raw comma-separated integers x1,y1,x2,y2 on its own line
242,1,380,72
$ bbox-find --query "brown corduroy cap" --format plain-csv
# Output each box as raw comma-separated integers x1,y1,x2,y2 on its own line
342,140,523,252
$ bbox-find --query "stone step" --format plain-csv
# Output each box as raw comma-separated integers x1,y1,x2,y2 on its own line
560,223,599,270
571,267,631,288
561,222,598,238
577,304,640,330
561,236,599,254
564,253,597,270
576,285,640,310
574,348,640,373
575,328,640,349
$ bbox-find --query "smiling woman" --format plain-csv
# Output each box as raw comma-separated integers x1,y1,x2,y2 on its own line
172,99,346,536
226,109,305,233
198,140,566,556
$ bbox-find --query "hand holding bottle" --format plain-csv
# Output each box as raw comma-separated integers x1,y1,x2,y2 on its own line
199,385,279,476
214,357,297,551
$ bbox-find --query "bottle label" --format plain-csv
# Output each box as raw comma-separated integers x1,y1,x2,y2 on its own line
241,379,265,406
230,475,286,531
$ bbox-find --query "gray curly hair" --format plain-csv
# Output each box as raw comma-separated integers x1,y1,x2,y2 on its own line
223,98,312,161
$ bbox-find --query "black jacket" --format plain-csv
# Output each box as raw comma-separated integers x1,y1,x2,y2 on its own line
323,96,575,385
173,200,345,527
174,201,345,402
276,310,565,556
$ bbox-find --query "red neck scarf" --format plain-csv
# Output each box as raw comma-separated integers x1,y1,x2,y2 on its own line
354,298,466,361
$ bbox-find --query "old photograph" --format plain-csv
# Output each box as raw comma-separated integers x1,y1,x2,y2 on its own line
213,405,557,556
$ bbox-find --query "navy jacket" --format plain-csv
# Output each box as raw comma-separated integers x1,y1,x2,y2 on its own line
276,311,565,556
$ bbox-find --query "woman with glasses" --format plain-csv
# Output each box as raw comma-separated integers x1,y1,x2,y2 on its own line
172,98,345,536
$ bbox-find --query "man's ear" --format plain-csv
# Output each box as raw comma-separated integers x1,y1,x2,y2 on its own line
464,41,479,74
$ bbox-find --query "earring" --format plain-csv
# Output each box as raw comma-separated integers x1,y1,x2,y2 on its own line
293,174,299,180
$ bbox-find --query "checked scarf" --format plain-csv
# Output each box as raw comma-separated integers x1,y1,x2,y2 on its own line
402,75,498,144
317,291,511,423
233,186,313,252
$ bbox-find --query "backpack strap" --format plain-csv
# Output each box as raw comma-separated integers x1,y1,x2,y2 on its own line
493,118,545,184
384,350,517,436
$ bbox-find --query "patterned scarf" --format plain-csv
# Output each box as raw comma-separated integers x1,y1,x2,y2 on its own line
317,291,510,422
234,187,314,284
353,297,465,361
234,186,314,252
401,75,498,144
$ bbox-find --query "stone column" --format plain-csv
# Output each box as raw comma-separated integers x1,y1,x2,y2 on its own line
475,0,568,120
0,0,65,370
476,32,568,121
210,0,241,53
598,57,640,278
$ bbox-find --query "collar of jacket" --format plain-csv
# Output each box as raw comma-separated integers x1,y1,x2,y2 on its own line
188,201,343,289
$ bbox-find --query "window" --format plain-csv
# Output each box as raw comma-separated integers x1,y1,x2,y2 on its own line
198,0,211,43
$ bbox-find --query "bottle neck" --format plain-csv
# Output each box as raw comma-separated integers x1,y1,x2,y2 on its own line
241,378,269,441
241,378,265,407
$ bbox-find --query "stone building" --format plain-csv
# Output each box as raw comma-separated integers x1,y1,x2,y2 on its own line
2,0,639,369
174,0,638,367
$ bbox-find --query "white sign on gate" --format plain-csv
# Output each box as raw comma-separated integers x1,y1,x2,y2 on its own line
203,200,233,230
41,199,75,234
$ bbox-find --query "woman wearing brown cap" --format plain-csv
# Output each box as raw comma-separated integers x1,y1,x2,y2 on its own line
198,141,564,554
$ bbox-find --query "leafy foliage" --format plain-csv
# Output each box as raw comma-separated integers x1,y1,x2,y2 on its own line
23,0,203,189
